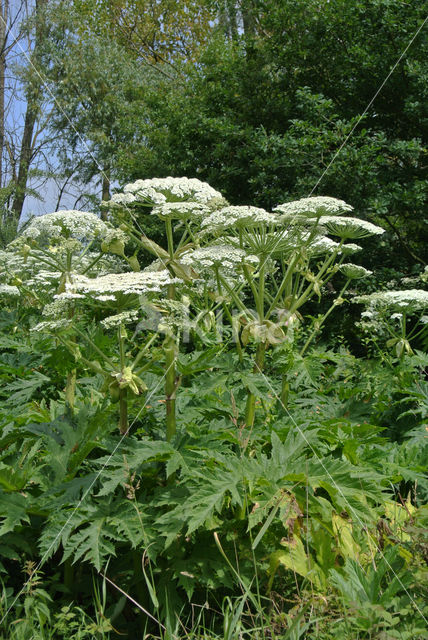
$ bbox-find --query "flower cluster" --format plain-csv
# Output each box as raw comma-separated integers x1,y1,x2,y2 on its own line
356,310,388,338
306,235,342,257
274,196,354,218
101,310,140,329
317,216,385,239
0,284,20,297
341,243,363,256
180,246,258,270
339,264,373,279
0,246,126,300
31,297,75,333
67,270,181,302
151,202,211,221
355,289,428,314
201,206,276,232
19,211,109,244
108,177,225,208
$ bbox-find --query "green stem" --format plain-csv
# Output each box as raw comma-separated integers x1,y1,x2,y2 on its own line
165,336,177,441
166,218,175,258
300,280,351,356
30,248,64,271
280,377,289,410
73,326,116,368
243,260,267,427
164,220,178,442
290,243,344,312
81,252,103,275
216,271,250,315
78,238,94,259
242,262,262,312
244,341,266,427
119,387,128,434
118,325,129,434
64,368,76,414
266,252,301,319
215,266,243,362
131,332,159,371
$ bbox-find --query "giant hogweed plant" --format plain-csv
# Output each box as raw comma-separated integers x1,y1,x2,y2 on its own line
0,211,125,413
0,184,385,437
2,179,425,634
102,184,384,430
355,288,428,358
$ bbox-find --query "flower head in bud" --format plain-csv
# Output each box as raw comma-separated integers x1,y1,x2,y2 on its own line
339,263,373,279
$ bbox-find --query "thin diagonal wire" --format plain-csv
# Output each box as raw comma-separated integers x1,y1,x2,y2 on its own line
309,14,428,196
0,357,175,626
250,359,428,624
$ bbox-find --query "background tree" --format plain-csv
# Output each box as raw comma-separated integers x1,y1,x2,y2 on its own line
114,0,427,268
11,0,49,221
43,0,217,215
0,0,58,240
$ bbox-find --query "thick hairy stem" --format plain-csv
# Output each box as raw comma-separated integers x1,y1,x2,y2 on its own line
280,377,289,411
215,265,243,363
65,368,76,414
244,341,266,427
118,325,129,435
119,387,128,435
165,337,177,441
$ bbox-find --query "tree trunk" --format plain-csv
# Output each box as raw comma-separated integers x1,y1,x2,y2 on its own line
241,0,256,43
101,165,110,220
0,0,9,189
11,0,48,222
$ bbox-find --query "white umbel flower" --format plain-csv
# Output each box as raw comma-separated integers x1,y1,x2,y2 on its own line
307,235,342,256
180,246,258,269
109,192,138,207
68,270,180,300
112,177,224,206
20,211,109,242
355,289,428,313
0,284,20,296
101,310,140,328
151,201,211,221
341,243,363,255
201,206,276,232
274,196,353,218
317,216,385,239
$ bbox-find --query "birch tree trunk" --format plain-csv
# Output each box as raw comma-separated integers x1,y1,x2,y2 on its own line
11,0,48,222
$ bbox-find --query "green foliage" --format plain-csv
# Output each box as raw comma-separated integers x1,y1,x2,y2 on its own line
0,176,426,638
116,0,427,268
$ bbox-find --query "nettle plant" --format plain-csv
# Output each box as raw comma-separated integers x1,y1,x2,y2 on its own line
0,180,386,437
